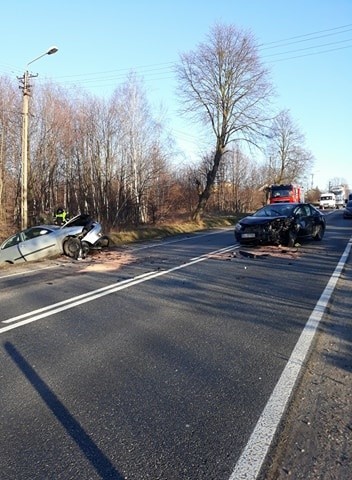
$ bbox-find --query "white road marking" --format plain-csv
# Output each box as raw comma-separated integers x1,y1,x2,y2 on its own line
0,244,236,333
127,227,234,251
229,237,352,480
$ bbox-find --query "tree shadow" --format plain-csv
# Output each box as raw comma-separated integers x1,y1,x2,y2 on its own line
4,341,124,480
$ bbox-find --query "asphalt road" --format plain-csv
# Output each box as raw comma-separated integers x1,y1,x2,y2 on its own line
0,210,351,480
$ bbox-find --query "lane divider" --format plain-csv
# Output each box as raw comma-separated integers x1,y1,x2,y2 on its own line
1,244,237,334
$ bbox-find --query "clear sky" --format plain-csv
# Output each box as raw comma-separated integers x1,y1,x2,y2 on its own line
1,0,351,191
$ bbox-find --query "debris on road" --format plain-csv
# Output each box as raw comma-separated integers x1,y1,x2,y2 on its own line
209,245,300,261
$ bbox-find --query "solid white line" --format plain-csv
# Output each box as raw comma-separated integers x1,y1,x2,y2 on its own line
0,244,237,334
2,271,158,323
229,238,352,480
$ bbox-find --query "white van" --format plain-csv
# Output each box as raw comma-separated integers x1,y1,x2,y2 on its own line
319,193,336,209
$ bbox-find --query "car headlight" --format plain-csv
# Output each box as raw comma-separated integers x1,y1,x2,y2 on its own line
235,223,242,232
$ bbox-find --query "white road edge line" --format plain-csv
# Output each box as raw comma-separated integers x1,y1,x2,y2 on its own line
0,244,237,333
229,237,352,480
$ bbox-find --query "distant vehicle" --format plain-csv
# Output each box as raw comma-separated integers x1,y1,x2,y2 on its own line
234,202,326,247
319,193,336,209
268,184,304,204
348,193,352,202
329,185,348,209
343,200,352,219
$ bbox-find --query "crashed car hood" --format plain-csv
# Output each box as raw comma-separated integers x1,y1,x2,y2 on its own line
61,214,94,228
239,215,287,226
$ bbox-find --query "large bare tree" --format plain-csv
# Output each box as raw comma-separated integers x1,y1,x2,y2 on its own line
266,109,314,185
176,23,274,220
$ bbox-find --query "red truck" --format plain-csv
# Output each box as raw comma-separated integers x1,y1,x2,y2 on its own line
268,184,304,204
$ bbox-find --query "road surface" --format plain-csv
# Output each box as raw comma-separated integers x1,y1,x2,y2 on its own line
0,210,351,479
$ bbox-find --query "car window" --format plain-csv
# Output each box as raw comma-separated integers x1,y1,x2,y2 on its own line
253,205,294,217
22,228,51,241
2,234,21,249
294,207,305,218
302,205,311,216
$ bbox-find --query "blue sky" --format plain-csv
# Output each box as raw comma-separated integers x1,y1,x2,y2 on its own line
1,0,351,190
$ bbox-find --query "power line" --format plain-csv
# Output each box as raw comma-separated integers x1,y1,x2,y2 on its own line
266,43,352,63
1,23,351,92
55,24,352,88
55,62,175,81
262,37,352,59
258,23,352,48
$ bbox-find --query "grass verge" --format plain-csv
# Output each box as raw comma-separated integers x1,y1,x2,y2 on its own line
108,215,241,245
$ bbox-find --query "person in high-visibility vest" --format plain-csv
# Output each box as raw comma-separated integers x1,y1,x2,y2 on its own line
55,207,68,225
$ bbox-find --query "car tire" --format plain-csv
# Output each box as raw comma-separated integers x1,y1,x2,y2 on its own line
81,241,90,257
313,224,324,241
63,237,81,258
286,230,297,248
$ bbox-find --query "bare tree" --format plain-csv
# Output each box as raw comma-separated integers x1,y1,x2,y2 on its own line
0,76,21,229
266,109,313,185
176,23,274,220
112,73,167,225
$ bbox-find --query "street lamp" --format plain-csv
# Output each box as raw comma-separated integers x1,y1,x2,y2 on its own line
20,46,58,230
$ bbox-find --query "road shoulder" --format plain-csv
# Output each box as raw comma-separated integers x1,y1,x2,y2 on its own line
260,254,352,479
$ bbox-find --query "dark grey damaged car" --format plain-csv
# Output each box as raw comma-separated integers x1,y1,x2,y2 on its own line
234,202,326,247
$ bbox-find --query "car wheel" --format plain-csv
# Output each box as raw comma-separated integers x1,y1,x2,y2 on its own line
63,237,81,258
286,229,297,248
81,241,90,257
313,224,324,241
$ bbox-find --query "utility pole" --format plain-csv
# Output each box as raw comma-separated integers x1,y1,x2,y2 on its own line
17,46,58,230
18,71,37,230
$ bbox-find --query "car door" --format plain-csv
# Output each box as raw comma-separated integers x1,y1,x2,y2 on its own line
18,227,60,262
294,205,313,237
0,233,25,263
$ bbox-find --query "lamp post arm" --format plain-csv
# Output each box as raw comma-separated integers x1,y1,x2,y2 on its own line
27,46,58,68
27,52,48,68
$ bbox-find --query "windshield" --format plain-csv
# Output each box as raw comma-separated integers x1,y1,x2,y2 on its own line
271,189,291,197
253,204,295,217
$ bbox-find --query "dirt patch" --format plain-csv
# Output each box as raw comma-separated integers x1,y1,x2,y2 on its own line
53,247,135,272
80,249,135,272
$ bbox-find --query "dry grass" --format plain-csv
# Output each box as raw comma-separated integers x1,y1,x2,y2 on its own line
108,215,241,245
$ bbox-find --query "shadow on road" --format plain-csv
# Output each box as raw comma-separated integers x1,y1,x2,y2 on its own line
4,341,125,480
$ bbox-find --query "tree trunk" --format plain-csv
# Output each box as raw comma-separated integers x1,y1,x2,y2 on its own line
192,148,223,221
